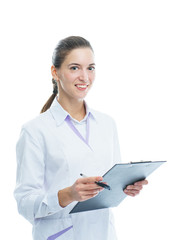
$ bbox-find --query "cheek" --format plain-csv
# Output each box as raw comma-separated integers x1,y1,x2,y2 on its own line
62,72,77,84
90,72,96,83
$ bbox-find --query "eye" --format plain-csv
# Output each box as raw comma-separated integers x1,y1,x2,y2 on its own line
88,66,95,71
70,66,79,70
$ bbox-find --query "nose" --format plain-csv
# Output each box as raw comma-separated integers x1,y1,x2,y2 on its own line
79,69,89,82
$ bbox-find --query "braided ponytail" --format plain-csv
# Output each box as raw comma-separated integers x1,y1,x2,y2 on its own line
40,79,58,113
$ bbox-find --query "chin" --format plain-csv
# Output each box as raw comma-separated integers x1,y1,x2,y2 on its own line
73,91,89,100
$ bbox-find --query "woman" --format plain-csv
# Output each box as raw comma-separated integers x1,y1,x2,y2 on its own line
14,36,148,240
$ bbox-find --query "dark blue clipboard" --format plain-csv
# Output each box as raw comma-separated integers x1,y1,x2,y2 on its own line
70,161,166,214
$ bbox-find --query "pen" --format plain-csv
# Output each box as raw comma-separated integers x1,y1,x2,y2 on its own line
80,173,111,190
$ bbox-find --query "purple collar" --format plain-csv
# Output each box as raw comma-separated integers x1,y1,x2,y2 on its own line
65,114,90,147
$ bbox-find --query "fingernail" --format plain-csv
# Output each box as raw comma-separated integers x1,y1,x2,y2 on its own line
98,177,103,181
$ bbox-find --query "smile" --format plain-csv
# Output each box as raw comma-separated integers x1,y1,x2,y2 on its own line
75,84,88,90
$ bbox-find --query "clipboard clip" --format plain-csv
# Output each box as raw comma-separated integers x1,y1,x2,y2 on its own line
129,161,152,164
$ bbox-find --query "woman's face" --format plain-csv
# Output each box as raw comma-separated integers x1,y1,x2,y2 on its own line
52,47,95,102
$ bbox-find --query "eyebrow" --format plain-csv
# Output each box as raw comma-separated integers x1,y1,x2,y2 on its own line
68,63,96,66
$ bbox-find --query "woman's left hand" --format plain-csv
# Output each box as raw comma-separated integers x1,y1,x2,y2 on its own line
124,179,148,197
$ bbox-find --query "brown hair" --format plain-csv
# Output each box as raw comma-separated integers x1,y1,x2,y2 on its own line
40,36,93,113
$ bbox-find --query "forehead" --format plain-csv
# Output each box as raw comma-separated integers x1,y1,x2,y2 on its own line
63,48,94,65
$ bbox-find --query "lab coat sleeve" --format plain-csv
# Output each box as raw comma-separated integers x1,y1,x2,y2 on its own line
14,127,64,224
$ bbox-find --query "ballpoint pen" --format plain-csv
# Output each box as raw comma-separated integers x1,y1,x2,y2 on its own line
80,173,111,190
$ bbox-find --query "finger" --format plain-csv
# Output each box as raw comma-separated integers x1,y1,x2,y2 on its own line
134,179,148,186
75,180,103,191
101,181,108,185
79,183,103,191
124,190,134,196
126,185,143,191
124,189,140,196
79,190,100,201
85,184,104,191
83,189,101,195
126,189,140,194
124,191,137,197
79,176,103,184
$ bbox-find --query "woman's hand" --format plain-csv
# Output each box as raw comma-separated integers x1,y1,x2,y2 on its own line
70,176,104,202
58,176,104,208
124,179,148,197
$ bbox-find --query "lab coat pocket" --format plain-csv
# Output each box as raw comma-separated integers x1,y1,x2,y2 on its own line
33,217,74,240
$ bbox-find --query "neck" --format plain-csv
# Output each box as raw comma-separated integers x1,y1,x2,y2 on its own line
57,97,86,121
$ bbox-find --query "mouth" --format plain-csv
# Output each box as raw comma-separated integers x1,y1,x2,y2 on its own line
75,84,89,90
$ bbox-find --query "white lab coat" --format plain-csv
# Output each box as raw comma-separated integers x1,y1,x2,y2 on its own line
14,99,121,240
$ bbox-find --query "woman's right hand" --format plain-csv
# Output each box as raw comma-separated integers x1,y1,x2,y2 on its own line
70,176,104,202
58,176,104,208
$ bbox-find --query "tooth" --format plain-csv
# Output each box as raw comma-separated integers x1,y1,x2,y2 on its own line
76,85,87,88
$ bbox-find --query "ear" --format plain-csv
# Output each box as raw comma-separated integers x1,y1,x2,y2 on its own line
51,65,60,81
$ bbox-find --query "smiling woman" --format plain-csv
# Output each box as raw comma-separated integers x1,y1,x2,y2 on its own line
14,36,147,240
40,36,95,115
51,47,96,108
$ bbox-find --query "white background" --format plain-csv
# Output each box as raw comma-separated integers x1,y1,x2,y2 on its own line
0,0,170,239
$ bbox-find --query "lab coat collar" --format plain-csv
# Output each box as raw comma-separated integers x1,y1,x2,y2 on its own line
50,98,97,126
